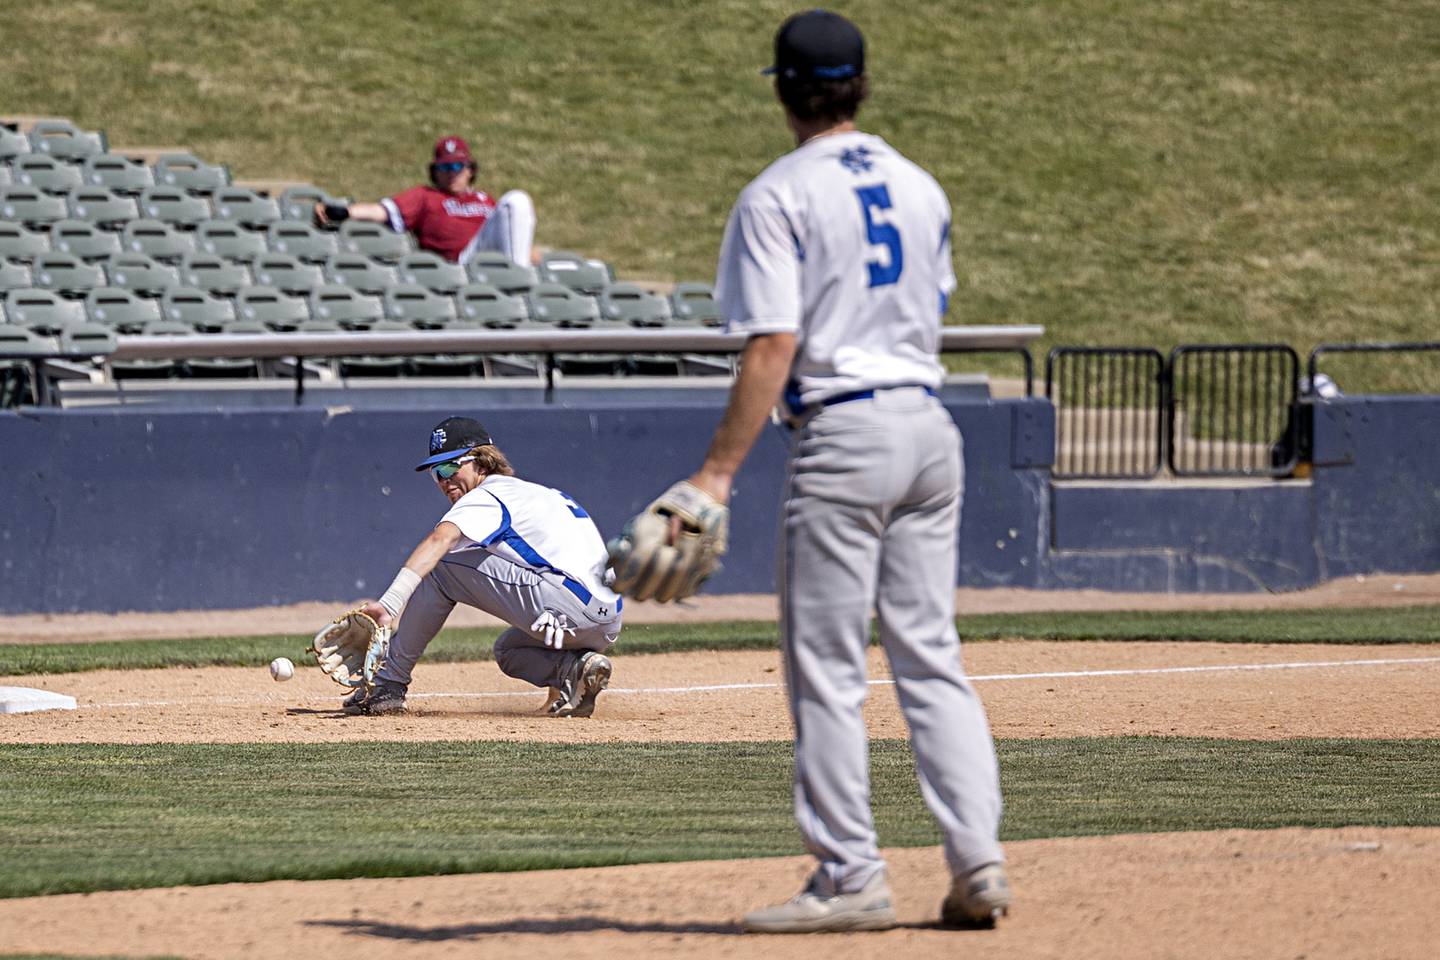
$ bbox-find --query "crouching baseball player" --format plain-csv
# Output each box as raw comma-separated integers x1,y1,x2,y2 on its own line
346,415,621,717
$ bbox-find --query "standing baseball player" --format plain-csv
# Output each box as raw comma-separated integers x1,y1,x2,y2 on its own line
349,416,620,717
314,136,536,265
611,9,1009,933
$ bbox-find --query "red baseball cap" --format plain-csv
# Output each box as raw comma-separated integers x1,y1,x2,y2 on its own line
433,136,472,165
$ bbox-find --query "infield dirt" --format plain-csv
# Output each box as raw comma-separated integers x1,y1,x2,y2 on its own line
3,579,1438,959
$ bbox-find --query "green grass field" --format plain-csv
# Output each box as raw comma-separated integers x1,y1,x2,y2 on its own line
0,737,1434,899
6,0,1440,381
4,606,1437,676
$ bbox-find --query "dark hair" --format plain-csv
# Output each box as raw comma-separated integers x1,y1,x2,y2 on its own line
776,74,869,124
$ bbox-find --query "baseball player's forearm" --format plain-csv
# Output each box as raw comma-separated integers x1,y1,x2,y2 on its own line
691,332,797,502
369,522,463,623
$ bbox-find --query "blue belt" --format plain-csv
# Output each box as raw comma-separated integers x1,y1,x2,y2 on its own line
786,384,937,420
562,575,622,613
820,385,937,408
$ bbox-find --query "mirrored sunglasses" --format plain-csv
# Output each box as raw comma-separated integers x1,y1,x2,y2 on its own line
433,161,467,173
433,455,476,480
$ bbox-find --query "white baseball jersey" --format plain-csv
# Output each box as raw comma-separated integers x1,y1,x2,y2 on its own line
439,475,619,607
715,130,956,407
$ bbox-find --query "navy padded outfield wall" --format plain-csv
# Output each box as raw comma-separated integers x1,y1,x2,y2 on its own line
1,394,1438,614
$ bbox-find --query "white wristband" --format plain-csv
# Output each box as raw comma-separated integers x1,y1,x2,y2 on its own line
378,567,422,620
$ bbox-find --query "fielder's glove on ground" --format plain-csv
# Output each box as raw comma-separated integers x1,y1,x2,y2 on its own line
531,610,577,649
607,480,729,603
308,610,390,690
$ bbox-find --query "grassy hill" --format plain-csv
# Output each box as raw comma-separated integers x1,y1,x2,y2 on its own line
7,0,1439,375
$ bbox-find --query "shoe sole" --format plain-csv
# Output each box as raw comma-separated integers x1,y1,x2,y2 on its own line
364,698,407,716
552,655,611,718
742,908,897,934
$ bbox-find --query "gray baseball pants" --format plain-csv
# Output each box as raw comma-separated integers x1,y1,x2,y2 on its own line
376,550,621,690
781,386,1004,896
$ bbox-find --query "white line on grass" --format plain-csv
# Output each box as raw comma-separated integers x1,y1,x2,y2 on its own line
78,655,1440,709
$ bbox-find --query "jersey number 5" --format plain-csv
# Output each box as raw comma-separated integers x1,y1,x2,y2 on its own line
854,184,904,288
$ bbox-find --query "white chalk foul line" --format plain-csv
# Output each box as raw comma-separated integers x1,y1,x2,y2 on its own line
77,655,1440,709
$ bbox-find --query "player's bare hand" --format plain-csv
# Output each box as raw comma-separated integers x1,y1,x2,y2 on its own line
358,600,394,629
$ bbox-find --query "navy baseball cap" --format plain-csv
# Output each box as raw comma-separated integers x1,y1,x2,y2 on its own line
763,10,865,81
415,416,493,470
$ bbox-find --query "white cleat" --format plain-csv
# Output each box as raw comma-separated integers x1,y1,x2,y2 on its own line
742,870,897,934
940,862,1011,928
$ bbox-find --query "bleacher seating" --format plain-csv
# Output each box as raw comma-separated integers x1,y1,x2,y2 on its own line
50,220,122,262
0,115,731,393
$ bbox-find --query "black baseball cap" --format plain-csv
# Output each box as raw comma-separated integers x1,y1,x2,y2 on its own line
415,416,493,470
762,9,865,81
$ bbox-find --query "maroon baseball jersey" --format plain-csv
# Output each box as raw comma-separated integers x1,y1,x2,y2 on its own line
381,185,497,262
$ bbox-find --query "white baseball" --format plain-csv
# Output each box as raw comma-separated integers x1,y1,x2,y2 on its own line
269,656,295,682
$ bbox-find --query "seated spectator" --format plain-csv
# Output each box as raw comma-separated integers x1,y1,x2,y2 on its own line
315,136,535,265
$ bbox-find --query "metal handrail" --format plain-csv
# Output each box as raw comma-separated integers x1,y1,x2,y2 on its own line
104,325,1045,361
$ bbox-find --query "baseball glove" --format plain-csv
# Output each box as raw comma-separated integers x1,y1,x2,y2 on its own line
607,480,729,603
308,610,390,690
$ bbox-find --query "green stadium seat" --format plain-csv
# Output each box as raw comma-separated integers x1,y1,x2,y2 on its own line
252,253,322,296
10,155,84,195
59,323,117,357
0,222,50,263
0,261,32,293
4,289,87,332
480,354,543,378
28,121,106,163
121,219,196,264
278,185,334,221
30,252,104,297
338,220,413,264
465,250,536,295
110,320,193,380
399,251,467,295
65,186,139,228
525,282,598,327
179,252,251,297
323,252,396,295
0,166,9,188
85,288,162,332
219,319,269,335
383,283,457,326
161,287,236,331
138,186,212,229
196,220,266,264
0,324,54,354
409,348,481,377
49,220,122,262
670,282,722,326
104,252,180,297
537,250,611,296
0,126,30,163
294,317,342,333
211,186,280,228
152,153,231,195
1,186,69,227
81,154,155,196
266,221,338,264
338,319,413,378
308,284,384,329
599,283,671,327
455,283,529,328
235,286,310,330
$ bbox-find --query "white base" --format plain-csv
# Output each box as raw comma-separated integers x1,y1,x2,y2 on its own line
0,686,78,714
